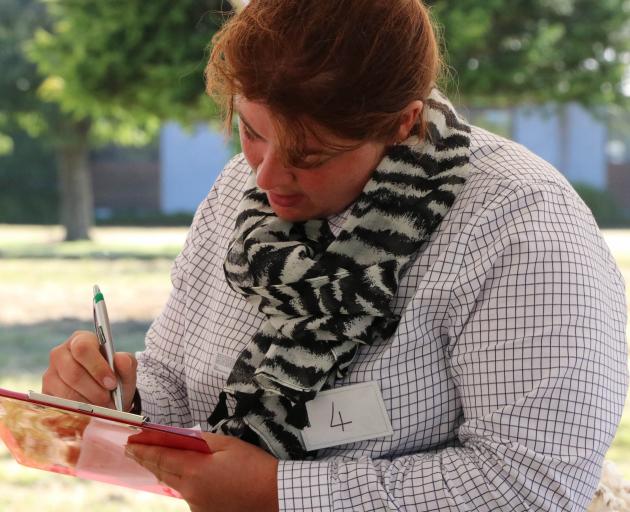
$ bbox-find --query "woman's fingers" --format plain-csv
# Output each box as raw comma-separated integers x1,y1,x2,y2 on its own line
46,337,112,405
68,333,118,389
125,444,191,489
41,366,93,404
43,330,137,409
124,433,280,512
59,346,113,406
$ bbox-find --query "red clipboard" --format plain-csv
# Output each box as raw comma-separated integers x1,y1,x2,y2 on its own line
0,387,211,498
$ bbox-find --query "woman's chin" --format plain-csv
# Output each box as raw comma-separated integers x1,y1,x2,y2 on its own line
273,207,311,222
271,203,329,222
268,195,313,221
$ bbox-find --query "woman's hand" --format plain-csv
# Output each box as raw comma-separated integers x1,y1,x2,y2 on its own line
125,433,279,512
42,330,137,411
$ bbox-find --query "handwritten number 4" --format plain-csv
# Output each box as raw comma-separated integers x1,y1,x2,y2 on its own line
330,401,353,431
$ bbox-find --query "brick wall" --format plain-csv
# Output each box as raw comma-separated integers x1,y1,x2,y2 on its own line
607,163,630,212
91,161,160,212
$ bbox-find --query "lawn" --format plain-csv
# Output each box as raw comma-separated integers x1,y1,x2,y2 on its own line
0,225,189,511
0,225,628,511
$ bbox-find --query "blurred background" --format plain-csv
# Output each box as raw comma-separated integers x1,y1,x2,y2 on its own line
0,0,629,510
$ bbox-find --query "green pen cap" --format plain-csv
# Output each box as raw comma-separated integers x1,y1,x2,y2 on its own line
93,284,104,303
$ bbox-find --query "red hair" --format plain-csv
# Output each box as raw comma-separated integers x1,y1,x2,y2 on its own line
206,0,441,166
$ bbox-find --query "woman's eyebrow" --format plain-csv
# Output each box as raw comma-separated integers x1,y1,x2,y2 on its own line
237,111,266,141
237,109,336,158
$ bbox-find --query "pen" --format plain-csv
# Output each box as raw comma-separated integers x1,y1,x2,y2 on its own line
93,285,124,411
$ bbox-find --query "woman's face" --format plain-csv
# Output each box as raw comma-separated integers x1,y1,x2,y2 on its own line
236,98,387,222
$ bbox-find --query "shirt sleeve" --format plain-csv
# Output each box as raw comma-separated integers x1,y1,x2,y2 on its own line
277,181,628,511
135,178,222,427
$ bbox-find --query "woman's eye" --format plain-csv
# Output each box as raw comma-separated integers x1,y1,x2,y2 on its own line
299,155,332,170
240,123,257,141
306,159,326,169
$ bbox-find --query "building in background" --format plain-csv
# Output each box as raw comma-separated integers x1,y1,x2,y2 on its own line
91,123,232,220
470,104,630,213
513,104,607,189
91,104,630,219
159,122,233,214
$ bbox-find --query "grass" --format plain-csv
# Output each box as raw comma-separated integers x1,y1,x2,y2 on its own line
0,224,187,245
607,394,630,472
0,319,150,378
0,225,629,511
0,225,187,511
0,448,189,512
0,259,174,325
0,224,186,260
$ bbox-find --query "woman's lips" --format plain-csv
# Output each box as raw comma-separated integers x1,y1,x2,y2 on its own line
268,192,303,207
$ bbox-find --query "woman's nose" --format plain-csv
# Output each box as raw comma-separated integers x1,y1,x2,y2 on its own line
255,149,295,191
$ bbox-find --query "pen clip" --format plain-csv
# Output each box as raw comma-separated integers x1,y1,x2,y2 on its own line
96,325,107,347
92,307,105,346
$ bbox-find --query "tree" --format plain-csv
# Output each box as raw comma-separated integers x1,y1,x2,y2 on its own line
5,0,628,237
427,0,630,109
159,0,630,109
0,0,62,224
23,0,232,240
0,0,51,140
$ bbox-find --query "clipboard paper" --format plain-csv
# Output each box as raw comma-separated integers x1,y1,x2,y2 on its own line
0,387,211,498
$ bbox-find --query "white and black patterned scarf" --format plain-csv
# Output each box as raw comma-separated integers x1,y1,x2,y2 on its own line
208,90,471,459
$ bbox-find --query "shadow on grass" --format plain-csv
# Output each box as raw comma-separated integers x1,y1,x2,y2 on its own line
0,250,180,261
0,318,151,377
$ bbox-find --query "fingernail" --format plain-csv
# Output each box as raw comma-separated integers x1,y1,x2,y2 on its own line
103,377,117,390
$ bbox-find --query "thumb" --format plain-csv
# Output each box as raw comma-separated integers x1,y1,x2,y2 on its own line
113,352,137,409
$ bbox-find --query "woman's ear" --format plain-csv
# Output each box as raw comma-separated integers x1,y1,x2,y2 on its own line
395,100,424,143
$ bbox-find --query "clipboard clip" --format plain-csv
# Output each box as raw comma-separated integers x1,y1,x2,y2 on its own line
27,391,147,425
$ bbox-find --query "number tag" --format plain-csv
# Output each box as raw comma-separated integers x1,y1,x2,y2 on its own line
301,381,393,451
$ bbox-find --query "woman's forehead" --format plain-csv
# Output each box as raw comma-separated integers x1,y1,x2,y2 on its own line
236,97,354,155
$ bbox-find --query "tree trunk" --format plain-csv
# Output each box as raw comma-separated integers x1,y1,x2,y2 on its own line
57,119,93,241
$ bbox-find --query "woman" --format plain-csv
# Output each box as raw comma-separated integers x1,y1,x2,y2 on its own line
43,1,628,511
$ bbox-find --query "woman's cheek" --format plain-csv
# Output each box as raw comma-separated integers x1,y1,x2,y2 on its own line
241,138,261,170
